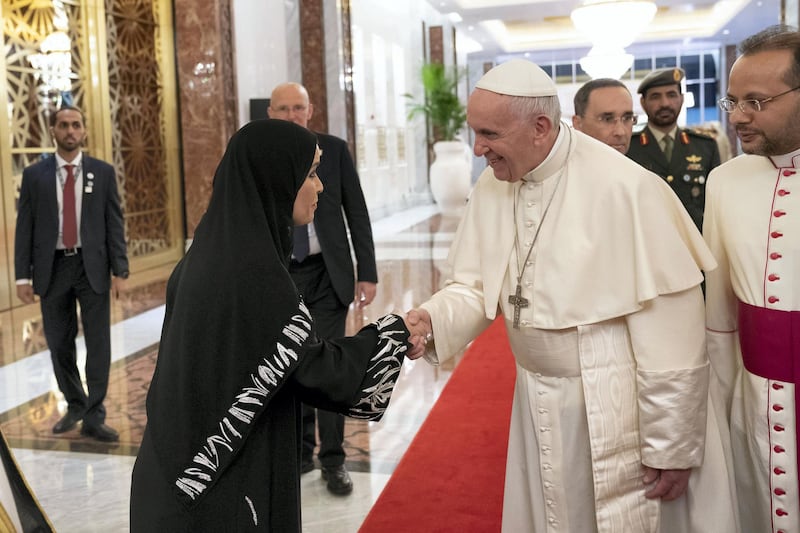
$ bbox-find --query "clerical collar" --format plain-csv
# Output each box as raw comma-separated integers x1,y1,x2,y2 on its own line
769,147,800,169
522,123,569,183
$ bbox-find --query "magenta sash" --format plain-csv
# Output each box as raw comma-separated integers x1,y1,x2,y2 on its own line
738,300,800,496
739,301,800,381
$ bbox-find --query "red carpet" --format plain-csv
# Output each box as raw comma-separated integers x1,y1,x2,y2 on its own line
360,319,516,533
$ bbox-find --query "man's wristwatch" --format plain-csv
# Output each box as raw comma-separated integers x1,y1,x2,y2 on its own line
117,271,129,279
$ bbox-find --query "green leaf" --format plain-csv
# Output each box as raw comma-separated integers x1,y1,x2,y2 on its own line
404,62,467,142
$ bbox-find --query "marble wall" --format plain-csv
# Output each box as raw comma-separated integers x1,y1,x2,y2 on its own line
174,0,238,238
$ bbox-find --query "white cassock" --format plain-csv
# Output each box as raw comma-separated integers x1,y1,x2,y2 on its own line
705,149,800,533
421,126,739,532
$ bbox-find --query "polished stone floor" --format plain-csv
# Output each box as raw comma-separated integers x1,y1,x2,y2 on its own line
0,204,465,532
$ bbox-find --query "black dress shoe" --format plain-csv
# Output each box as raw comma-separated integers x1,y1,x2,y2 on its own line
52,411,83,434
301,460,314,474
321,465,353,495
80,423,119,442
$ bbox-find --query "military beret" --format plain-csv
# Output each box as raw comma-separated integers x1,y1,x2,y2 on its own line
638,67,685,95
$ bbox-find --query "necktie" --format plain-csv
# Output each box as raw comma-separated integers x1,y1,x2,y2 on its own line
662,135,674,161
62,164,77,248
293,224,309,262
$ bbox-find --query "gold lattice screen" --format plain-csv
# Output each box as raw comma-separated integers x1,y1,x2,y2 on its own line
104,0,176,258
0,0,183,304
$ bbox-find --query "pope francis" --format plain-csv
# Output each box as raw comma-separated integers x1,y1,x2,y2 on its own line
407,59,739,532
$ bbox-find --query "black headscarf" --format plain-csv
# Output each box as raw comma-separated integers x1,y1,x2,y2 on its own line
144,119,318,505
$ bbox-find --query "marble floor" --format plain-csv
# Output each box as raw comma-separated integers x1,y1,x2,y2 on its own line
0,203,466,532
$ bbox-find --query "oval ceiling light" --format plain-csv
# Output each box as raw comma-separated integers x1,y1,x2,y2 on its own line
571,0,657,49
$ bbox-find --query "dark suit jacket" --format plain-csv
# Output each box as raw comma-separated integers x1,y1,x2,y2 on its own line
626,125,721,230
15,154,129,296
306,132,377,306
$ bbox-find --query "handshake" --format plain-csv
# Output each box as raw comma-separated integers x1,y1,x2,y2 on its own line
403,308,435,361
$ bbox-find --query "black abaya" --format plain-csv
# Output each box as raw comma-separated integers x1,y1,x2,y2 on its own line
129,120,409,531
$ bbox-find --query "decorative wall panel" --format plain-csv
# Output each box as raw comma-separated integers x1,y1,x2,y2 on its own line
105,0,173,257
4,1,84,178
0,0,183,360
300,0,328,134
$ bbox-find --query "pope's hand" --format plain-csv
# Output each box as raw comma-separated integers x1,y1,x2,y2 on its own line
406,308,432,338
643,467,691,501
404,308,433,360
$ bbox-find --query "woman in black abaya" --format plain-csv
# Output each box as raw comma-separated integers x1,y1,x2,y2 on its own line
130,119,415,531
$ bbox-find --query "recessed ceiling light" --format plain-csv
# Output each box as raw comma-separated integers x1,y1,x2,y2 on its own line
468,25,475,31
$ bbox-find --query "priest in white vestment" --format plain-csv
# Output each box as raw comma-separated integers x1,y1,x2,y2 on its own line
407,59,739,532
705,26,800,533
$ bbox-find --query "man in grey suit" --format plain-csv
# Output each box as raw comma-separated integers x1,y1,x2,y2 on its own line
268,82,377,495
15,105,129,442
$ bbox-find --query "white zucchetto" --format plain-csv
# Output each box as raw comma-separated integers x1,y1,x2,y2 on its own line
475,58,558,97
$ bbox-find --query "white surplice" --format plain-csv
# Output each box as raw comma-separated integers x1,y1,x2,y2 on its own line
705,150,800,533
421,126,739,532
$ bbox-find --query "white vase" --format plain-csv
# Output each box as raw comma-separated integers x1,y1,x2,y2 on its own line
429,140,472,216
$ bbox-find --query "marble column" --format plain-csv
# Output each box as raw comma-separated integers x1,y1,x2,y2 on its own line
300,0,328,134
338,0,356,156
173,0,239,239
429,25,444,65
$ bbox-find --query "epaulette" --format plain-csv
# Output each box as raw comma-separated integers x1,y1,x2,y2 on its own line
636,130,649,146
683,127,717,141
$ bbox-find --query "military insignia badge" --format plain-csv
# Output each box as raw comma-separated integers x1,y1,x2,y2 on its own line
686,154,703,171
673,68,682,82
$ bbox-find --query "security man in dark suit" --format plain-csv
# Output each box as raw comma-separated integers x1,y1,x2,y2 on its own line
627,67,721,231
268,82,377,496
15,105,129,442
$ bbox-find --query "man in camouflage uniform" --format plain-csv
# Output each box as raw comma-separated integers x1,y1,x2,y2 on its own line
627,67,721,231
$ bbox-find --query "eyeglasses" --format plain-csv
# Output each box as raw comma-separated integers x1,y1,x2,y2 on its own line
593,113,638,126
271,104,309,114
718,85,800,114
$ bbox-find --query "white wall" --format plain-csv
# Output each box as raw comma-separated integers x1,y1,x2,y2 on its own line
231,0,453,218
231,0,301,126
350,0,453,216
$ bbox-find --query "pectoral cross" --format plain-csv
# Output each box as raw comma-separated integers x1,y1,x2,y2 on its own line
508,284,529,329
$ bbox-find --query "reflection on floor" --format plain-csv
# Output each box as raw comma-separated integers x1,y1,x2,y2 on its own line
0,204,466,533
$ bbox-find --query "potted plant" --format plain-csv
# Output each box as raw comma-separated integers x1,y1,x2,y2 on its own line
405,62,471,215
405,62,467,142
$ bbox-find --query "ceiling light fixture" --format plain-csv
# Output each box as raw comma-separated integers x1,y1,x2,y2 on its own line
571,0,657,79
579,46,635,80
28,0,76,94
